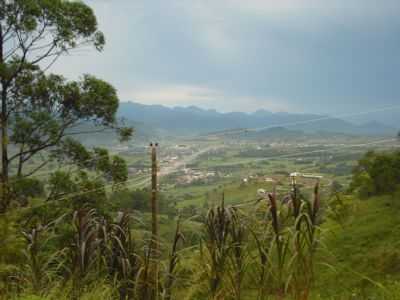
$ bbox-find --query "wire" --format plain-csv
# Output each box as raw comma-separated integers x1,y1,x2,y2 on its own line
201,105,400,138
30,175,150,210
6,150,136,184
163,138,398,173
26,137,398,211
53,177,137,202
251,138,397,162
23,158,102,180
7,105,399,183
205,139,398,209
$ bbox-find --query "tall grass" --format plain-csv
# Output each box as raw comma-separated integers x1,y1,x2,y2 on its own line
227,210,248,300
2,181,324,300
202,195,233,299
162,218,184,300
199,182,323,300
22,222,62,294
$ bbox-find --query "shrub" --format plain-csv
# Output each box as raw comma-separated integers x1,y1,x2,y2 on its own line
350,151,400,198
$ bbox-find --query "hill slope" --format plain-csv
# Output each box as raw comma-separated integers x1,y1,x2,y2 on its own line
316,195,400,299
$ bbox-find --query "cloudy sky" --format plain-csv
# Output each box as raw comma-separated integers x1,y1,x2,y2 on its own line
52,0,400,115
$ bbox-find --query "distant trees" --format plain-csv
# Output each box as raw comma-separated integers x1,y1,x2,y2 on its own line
350,151,400,198
112,189,176,216
0,0,132,211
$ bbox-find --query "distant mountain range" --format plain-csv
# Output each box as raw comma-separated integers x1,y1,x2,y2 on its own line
118,102,397,137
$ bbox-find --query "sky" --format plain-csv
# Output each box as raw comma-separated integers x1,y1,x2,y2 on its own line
51,0,400,116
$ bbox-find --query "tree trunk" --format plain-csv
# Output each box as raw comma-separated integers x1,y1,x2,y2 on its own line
17,149,24,177
0,25,10,212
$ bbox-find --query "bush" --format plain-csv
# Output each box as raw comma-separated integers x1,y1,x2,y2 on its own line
11,177,45,206
350,151,400,198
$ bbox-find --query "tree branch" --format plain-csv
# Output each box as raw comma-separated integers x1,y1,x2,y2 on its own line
8,118,74,163
22,160,49,178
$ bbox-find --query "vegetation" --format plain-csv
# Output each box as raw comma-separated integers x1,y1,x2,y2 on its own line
0,180,324,300
350,150,400,198
2,148,400,299
1,1,399,299
0,0,132,212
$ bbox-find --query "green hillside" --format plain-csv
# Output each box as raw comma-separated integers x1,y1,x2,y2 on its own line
313,194,400,299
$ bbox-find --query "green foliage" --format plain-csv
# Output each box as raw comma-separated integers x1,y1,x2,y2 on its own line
111,189,176,217
0,0,104,51
2,176,400,299
58,138,92,168
350,151,400,198
315,196,400,299
117,127,135,143
326,193,352,227
76,74,119,125
55,140,129,184
8,69,124,170
48,171,78,200
202,201,233,298
110,156,128,183
0,0,133,213
11,177,45,205
22,218,65,294
14,281,118,300
0,214,25,295
69,209,101,296
197,185,322,300
46,170,111,214
67,172,107,211
2,208,140,300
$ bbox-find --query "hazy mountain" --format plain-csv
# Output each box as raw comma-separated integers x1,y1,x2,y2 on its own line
118,102,397,137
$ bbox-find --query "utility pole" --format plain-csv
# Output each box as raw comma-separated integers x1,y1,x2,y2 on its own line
150,142,159,251
150,142,159,299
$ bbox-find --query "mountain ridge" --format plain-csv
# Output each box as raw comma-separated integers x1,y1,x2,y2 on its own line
117,101,397,136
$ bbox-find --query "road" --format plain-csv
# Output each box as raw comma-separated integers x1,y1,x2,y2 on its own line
129,145,220,189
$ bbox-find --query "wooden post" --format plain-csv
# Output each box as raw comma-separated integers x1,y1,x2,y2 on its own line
150,142,159,252
150,142,159,299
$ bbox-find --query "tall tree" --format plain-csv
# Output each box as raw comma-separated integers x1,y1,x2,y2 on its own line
0,0,132,212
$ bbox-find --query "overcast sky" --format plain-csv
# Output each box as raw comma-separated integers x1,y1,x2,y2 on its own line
51,0,400,115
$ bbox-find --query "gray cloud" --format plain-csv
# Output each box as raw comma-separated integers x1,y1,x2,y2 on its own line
50,0,400,117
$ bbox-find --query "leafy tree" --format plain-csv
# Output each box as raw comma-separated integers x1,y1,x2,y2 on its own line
110,156,128,184
47,170,110,214
10,177,44,206
0,0,132,211
350,151,400,198
110,189,176,217
47,170,78,200
54,139,129,184
330,180,343,195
